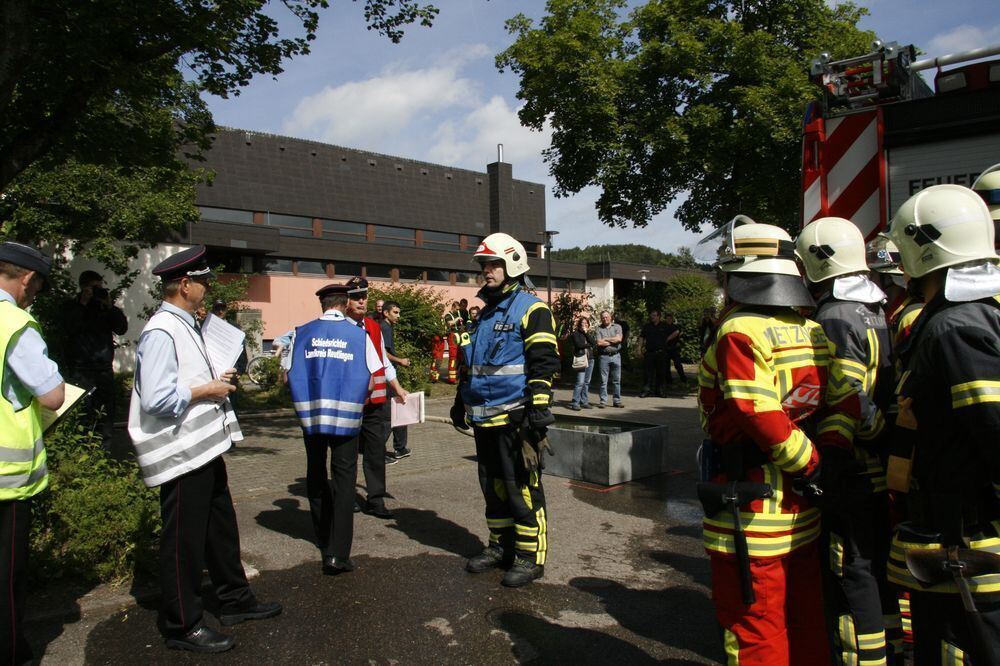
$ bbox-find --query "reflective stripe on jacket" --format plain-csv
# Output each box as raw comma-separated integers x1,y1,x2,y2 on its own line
699,305,829,556
0,301,48,500
288,317,370,437
128,310,236,488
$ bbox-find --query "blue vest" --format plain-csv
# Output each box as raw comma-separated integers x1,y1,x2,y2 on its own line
288,317,370,437
460,286,539,423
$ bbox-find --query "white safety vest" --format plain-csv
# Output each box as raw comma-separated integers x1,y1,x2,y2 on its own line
128,310,243,487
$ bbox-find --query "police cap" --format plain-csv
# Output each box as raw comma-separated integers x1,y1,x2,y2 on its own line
315,284,350,298
0,241,52,278
345,276,368,298
152,246,214,282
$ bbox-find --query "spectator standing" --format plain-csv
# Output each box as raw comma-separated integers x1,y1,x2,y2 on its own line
616,315,631,369
638,310,668,398
61,270,127,448
458,298,470,323
0,242,64,666
595,310,624,408
568,317,597,410
468,305,481,324
128,246,280,653
380,300,411,460
662,312,687,384
287,283,382,576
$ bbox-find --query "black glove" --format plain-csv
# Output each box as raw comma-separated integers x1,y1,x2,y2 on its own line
450,393,471,434
526,405,555,431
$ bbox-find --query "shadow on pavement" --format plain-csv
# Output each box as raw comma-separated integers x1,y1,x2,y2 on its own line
647,550,712,589
569,576,723,663
387,507,484,558
254,480,315,544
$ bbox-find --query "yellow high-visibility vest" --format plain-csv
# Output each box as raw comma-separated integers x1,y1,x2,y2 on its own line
0,300,48,500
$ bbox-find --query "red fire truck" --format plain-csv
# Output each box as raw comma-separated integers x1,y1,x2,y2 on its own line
801,41,1000,238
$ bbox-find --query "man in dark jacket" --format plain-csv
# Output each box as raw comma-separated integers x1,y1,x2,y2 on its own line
62,270,127,448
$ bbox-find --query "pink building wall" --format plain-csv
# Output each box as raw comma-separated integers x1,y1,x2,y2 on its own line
238,274,486,339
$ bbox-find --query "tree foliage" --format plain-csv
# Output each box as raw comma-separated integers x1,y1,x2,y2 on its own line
369,283,447,393
615,273,718,362
0,0,438,275
498,0,874,233
550,243,699,268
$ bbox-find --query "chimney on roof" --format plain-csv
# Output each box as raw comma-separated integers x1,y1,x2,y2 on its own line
488,145,512,233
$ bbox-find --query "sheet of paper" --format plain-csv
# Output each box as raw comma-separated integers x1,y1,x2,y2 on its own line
390,390,425,427
200,313,247,377
40,382,92,434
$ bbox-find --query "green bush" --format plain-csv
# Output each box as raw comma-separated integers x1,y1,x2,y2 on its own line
369,284,447,393
30,415,160,584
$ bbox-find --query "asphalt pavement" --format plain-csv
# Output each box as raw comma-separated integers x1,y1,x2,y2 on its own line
26,381,723,665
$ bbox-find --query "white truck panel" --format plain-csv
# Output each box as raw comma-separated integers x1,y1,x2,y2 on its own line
887,133,1000,217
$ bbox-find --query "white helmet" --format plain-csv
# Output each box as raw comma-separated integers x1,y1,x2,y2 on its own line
795,217,868,283
695,216,813,307
972,163,1000,222
889,184,998,278
473,232,530,278
865,235,903,275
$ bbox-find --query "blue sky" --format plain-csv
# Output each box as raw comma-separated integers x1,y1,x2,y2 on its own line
204,0,1000,254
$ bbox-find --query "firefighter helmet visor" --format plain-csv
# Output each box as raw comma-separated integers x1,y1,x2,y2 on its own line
693,216,798,269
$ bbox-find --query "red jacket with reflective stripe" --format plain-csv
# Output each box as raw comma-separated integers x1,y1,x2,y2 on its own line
363,316,387,404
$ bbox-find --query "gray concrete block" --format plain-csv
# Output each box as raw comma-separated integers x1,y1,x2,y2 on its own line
543,417,670,485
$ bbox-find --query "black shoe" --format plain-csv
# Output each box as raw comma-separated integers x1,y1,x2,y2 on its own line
219,601,282,627
322,556,356,575
581,403,593,410
366,501,394,519
394,448,412,459
384,454,399,466
568,404,581,411
165,626,235,653
612,403,625,408
466,545,508,573
596,403,606,409
501,557,544,587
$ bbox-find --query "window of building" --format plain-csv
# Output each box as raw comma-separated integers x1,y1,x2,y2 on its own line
366,264,393,279
551,278,568,290
333,261,362,277
206,251,253,273
455,271,481,285
199,207,253,225
464,235,482,250
397,266,424,281
257,257,293,273
568,280,585,293
530,275,548,288
322,219,366,242
421,230,461,251
373,225,416,247
426,270,450,283
297,260,326,276
524,242,540,258
267,213,314,238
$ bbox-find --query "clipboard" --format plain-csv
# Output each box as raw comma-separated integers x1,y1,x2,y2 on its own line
40,382,95,434
390,391,425,427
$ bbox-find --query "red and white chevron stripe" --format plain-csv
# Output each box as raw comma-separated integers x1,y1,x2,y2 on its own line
802,108,886,239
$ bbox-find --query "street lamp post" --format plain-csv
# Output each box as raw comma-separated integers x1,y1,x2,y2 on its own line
638,269,650,290
539,230,559,305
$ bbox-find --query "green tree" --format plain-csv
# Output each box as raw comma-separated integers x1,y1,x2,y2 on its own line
498,0,874,233
550,243,700,268
615,273,718,362
369,284,447,393
0,0,439,278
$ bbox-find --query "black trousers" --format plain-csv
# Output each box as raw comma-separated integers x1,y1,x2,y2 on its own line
665,348,686,382
642,350,666,393
304,434,357,560
69,365,115,449
359,402,390,505
910,590,1000,664
158,456,254,637
822,492,897,664
388,385,408,452
1,499,32,665
474,425,548,565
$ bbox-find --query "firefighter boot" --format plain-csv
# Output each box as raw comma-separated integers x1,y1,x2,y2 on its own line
466,545,509,573
501,557,544,587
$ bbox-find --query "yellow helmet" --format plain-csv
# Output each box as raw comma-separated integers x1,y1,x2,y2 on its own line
473,232,530,278
795,217,868,283
889,184,998,278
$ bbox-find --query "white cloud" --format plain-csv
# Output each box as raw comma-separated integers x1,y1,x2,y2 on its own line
281,44,491,147
927,25,1000,57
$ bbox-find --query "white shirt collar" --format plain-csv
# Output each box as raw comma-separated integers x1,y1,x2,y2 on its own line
320,309,347,321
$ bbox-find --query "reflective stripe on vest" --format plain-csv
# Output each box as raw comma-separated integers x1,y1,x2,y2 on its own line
465,398,528,418
128,310,232,488
470,364,525,376
0,300,48,500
